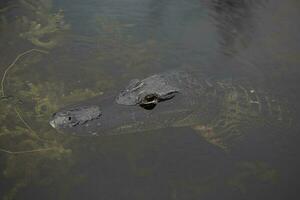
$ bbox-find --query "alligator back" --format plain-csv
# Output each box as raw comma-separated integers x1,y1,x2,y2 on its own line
189,78,292,148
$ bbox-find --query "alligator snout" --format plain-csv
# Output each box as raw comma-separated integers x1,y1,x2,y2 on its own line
49,105,102,129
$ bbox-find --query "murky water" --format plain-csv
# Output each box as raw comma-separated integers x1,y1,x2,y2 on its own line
0,0,299,199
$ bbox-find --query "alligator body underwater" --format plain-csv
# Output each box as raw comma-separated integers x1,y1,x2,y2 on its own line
50,70,291,148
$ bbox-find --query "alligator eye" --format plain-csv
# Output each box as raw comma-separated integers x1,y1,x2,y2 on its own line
144,94,157,103
68,117,72,120
140,94,158,110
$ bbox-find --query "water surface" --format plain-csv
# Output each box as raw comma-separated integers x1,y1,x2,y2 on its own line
0,0,299,199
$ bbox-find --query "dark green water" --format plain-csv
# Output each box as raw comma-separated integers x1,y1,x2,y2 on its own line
0,0,299,199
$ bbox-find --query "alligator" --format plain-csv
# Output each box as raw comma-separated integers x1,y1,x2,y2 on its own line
49,70,292,148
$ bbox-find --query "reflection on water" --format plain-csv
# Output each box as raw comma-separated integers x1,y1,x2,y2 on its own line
0,0,299,199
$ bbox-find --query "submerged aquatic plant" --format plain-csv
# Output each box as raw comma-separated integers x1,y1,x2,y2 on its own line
19,9,70,49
